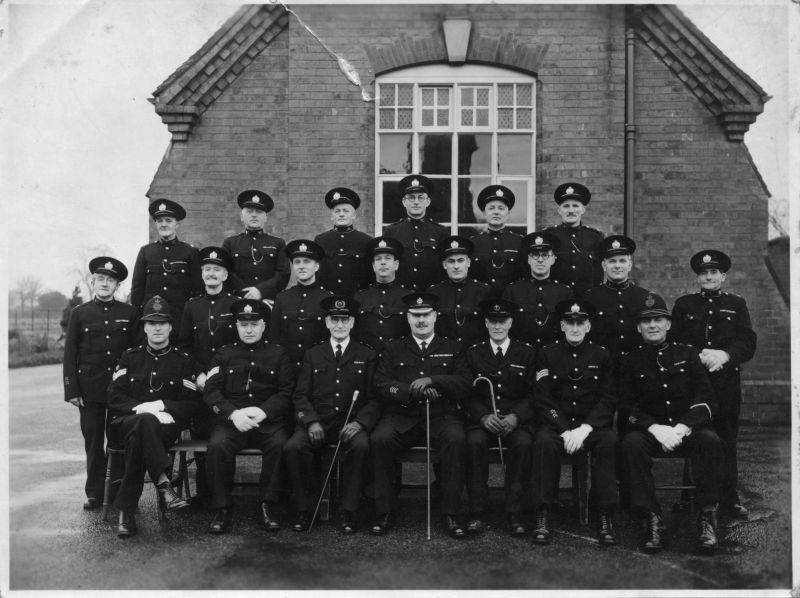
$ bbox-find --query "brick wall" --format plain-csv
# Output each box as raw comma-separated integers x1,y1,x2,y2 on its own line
632,37,791,423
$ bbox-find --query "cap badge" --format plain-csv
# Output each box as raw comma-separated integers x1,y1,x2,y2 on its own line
703,254,712,263
209,251,218,259
645,295,655,308
243,304,253,313
571,304,580,313
496,189,504,197
612,240,621,249
566,186,574,195
335,299,345,309
378,240,387,248
252,195,260,203
333,192,341,200
104,261,113,270
450,240,459,249
158,203,167,211
493,304,501,312
535,236,544,245
152,298,163,312
411,179,419,187
299,243,308,252
416,297,424,305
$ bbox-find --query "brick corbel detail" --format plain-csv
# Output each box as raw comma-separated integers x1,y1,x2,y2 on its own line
366,31,548,76
153,104,201,142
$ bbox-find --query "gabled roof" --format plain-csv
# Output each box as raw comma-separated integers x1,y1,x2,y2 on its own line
629,5,770,141
149,4,288,141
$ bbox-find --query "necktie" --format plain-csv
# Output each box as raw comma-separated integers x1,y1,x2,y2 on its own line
335,344,343,361
496,346,503,362
420,341,427,354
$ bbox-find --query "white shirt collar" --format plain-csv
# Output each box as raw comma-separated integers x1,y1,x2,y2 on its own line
331,337,350,354
490,338,511,355
414,334,435,350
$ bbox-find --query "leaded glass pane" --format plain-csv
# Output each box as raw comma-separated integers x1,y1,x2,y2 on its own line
476,109,489,127
419,134,452,174
461,110,474,127
437,88,450,104
516,108,533,129
436,109,449,126
498,135,532,174
422,109,434,127
422,88,434,105
461,87,473,106
379,109,395,129
517,84,532,105
498,84,513,105
381,84,396,106
477,88,489,106
398,84,413,105
498,108,514,129
397,109,413,129
458,133,491,175
379,134,412,174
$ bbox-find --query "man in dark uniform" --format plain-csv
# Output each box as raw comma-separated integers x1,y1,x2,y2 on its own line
370,292,472,538
464,298,536,536
284,295,381,533
532,299,618,545
502,232,573,350
544,183,604,297
131,199,202,327
384,174,449,292
469,185,524,297
204,299,295,534
427,236,492,347
107,295,199,537
177,246,239,504
670,250,756,520
222,189,290,305
353,236,412,353
63,257,139,509
269,239,333,370
583,235,650,364
619,293,723,553
314,187,372,296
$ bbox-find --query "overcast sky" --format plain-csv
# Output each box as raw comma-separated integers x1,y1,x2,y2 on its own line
1,0,794,299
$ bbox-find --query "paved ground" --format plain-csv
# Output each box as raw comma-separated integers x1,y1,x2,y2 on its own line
7,364,794,592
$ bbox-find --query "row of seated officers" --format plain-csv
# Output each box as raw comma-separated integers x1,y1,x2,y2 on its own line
63,177,755,554
64,248,753,555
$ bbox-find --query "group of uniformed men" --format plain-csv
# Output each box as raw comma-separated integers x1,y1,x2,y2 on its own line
63,175,756,554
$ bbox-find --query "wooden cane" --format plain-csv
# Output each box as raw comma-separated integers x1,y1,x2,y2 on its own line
473,376,505,466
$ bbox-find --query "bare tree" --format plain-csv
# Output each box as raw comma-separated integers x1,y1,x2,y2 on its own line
16,276,43,311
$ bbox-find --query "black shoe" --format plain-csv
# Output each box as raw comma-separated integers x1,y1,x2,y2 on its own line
292,510,312,532
117,511,138,538
509,515,529,537
208,507,233,534
597,510,618,545
156,481,190,512
340,510,357,534
443,515,467,539
466,514,484,535
532,508,550,545
642,511,665,553
260,502,281,532
721,503,749,520
83,497,100,510
370,512,392,536
697,509,718,552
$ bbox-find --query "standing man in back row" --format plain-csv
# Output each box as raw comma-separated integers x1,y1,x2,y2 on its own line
223,189,290,305
384,174,449,292
544,183,604,297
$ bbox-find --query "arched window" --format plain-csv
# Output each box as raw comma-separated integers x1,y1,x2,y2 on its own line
375,64,537,237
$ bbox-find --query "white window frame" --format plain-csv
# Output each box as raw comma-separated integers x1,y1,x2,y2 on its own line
374,64,537,235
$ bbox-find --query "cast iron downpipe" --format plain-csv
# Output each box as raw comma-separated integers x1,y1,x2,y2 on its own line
624,27,636,238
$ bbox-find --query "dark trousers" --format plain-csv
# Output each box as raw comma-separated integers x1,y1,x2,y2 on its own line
370,416,467,516
190,407,216,498
466,426,532,515
714,400,741,507
284,425,369,513
532,426,618,511
620,427,723,515
206,421,289,510
79,401,108,499
109,413,180,513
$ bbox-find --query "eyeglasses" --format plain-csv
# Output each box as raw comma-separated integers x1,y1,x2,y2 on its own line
529,253,553,261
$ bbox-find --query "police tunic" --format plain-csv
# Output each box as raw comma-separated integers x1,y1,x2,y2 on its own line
501,278,573,349
130,238,202,322
383,217,449,292
63,298,140,403
268,281,333,369
222,230,290,300
545,223,604,296
177,291,239,371
583,281,650,362
427,278,492,346
469,228,524,296
314,226,372,296
353,281,411,353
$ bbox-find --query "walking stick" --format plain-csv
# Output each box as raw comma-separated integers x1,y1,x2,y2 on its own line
308,390,359,532
473,376,505,466
426,395,431,541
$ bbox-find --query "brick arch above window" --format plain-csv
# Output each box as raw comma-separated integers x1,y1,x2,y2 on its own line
364,31,549,77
